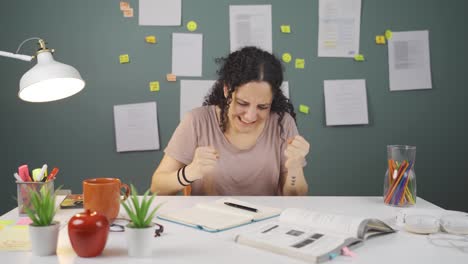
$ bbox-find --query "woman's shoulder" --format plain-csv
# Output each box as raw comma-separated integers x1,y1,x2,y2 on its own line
182,105,215,123
269,111,295,126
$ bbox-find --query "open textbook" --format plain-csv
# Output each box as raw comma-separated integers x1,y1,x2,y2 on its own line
235,208,396,263
157,198,282,232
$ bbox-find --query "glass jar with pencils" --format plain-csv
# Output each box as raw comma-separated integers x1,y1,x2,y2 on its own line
383,145,416,207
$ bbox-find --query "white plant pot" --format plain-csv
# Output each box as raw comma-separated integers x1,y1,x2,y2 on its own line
29,221,60,256
125,224,154,257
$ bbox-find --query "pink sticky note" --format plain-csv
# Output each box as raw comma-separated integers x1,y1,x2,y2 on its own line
16,218,33,225
341,247,357,257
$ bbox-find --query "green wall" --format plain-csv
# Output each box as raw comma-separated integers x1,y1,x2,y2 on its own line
1,0,467,214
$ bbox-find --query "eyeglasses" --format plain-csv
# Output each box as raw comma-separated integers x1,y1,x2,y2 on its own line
110,218,164,237
427,233,468,253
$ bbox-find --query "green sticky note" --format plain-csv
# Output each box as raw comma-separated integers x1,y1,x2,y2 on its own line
385,30,392,40
354,54,365,61
295,58,305,69
280,25,291,33
299,104,309,114
119,54,130,64
282,53,292,63
149,81,160,92
0,220,15,227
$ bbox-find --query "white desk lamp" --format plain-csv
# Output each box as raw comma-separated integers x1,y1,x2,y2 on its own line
0,37,85,102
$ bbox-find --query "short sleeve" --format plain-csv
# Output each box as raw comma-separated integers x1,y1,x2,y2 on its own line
280,114,300,174
164,112,198,165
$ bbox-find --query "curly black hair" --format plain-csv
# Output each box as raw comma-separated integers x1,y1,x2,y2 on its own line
203,46,296,134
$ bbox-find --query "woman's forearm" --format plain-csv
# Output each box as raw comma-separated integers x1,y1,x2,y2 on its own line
282,167,308,196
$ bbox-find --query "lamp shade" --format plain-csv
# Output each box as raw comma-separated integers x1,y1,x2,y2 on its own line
19,51,85,102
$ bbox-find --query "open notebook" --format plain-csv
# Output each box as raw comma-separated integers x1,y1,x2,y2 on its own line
157,198,282,232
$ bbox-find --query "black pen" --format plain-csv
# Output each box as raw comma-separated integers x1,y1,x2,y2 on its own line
224,202,258,213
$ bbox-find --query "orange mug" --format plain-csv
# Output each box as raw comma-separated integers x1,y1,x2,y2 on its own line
83,178,130,221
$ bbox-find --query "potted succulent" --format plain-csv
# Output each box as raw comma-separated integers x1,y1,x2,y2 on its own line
121,184,163,257
24,185,60,256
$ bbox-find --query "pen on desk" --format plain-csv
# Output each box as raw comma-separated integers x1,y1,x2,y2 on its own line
224,202,258,213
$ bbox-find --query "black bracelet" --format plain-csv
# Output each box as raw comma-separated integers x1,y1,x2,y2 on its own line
177,167,190,186
181,165,195,184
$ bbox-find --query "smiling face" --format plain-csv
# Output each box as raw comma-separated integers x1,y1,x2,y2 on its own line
224,81,273,135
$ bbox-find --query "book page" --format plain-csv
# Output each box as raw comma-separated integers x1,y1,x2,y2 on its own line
280,208,366,238
236,222,360,263
159,206,251,231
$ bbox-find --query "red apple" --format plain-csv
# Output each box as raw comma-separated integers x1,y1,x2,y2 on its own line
68,209,109,257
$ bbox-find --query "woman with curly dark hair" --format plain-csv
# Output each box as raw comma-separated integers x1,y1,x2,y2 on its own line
151,47,310,196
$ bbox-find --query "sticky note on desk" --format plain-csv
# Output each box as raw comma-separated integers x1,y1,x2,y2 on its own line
145,35,157,44
149,81,160,92
119,54,130,64
375,35,386,45
299,104,309,114
0,225,31,251
354,54,365,61
295,58,305,69
280,25,291,33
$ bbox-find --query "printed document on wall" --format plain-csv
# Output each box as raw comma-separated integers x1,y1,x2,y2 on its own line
324,79,369,126
139,0,181,26
229,5,272,53
318,0,361,57
172,33,203,77
180,80,215,121
388,30,432,91
113,102,160,152
179,80,290,121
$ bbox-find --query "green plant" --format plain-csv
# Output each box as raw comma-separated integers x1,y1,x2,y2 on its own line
24,185,58,226
121,184,163,228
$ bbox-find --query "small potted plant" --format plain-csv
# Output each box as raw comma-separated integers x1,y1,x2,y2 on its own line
121,184,163,257
24,185,60,256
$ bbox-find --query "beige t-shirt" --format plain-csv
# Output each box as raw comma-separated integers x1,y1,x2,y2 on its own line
165,105,299,195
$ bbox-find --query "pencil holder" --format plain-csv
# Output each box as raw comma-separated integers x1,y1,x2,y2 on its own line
383,145,416,207
16,180,54,216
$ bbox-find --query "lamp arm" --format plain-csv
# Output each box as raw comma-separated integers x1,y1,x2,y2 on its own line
0,51,33,61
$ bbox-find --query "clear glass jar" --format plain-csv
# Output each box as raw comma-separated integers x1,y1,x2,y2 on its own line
383,145,416,207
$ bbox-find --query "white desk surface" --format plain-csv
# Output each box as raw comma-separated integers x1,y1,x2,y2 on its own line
1,196,466,264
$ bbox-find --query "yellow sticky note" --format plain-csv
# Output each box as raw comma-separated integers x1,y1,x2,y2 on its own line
149,81,160,92
354,54,365,61
119,54,129,64
145,35,157,44
282,53,292,63
375,35,386,45
295,58,305,69
166,74,177,82
187,21,198,32
385,30,392,40
299,104,309,114
280,25,291,33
